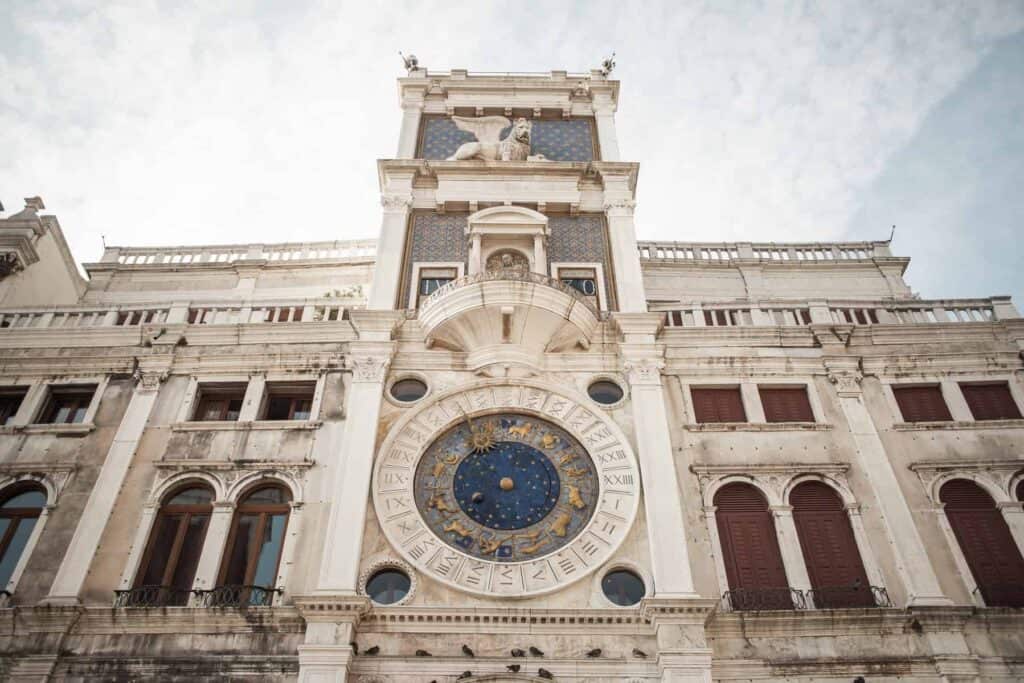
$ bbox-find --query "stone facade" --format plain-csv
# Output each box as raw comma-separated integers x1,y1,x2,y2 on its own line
0,68,1022,683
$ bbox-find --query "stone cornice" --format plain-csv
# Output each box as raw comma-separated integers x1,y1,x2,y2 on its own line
358,605,653,635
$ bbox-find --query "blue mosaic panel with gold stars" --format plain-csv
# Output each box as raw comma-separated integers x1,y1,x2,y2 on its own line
419,117,596,162
414,414,598,562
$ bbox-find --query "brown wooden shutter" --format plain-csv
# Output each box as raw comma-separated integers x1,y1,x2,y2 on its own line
691,387,746,423
940,479,1024,607
759,386,815,423
790,482,873,607
960,383,1022,421
714,483,791,608
892,385,953,422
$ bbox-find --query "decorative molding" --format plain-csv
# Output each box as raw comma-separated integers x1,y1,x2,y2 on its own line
691,462,853,508
825,364,863,397
622,357,664,386
909,459,1024,504
134,369,168,392
357,557,418,607
350,355,392,383
892,419,1024,431
683,422,833,432
0,462,77,500
380,194,414,212
603,198,636,215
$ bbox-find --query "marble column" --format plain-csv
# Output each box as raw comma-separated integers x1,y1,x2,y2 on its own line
368,192,413,311
770,505,812,594
44,370,165,604
604,198,646,313
825,362,951,606
395,88,425,159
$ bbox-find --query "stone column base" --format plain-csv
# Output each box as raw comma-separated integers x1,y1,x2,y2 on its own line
641,596,718,683
295,595,371,683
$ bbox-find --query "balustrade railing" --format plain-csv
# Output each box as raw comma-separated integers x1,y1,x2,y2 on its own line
101,239,377,267
113,585,282,608
721,584,891,612
420,269,598,314
638,240,890,262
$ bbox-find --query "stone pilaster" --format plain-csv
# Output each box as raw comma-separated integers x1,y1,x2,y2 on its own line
296,595,371,683
367,189,413,310
43,367,167,605
641,597,717,683
604,197,646,313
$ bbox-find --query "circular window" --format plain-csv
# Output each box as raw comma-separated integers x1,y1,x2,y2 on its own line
390,378,428,403
366,568,411,605
601,569,645,606
588,380,624,406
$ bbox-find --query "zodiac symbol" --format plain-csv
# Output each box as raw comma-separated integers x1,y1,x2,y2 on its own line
563,466,587,478
478,536,504,554
549,512,572,537
444,519,473,538
520,537,547,554
431,461,446,478
559,451,577,465
568,485,586,509
507,422,532,439
443,452,459,465
428,494,456,513
541,433,560,449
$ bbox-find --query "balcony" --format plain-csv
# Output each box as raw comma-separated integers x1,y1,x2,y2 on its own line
113,584,282,608
721,584,892,612
417,270,599,368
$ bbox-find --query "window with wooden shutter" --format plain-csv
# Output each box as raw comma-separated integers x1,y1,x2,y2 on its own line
713,483,792,609
892,385,952,423
940,479,1024,607
790,482,873,608
758,386,815,423
959,382,1022,421
691,387,746,423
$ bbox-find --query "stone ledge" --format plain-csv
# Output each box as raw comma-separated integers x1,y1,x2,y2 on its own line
683,422,832,432
893,419,1024,431
17,423,95,436
171,420,322,432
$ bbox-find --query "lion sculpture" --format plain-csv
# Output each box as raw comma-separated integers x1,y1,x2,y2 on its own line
447,116,533,161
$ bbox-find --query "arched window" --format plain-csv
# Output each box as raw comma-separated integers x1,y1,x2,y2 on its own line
714,483,792,610
133,485,214,606
217,485,291,606
941,479,1024,607
0,484,46,590
791,481,873,608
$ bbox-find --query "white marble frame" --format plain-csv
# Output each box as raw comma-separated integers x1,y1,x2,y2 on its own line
0,472,60,596
175,374,252,424
118,469,304,607
550,261,609,312
699,470,884,608
22,375,108,427
407,261,465,309
254,372,328,424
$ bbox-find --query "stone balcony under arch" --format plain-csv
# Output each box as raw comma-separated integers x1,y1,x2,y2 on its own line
417,271,599,369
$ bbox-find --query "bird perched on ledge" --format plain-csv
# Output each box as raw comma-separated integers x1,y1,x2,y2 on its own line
415,649,432,657
585,648,602,658
511,648,526,657
506,663,521,673
529,646,545,656
362,645,379,656
462,644,475,657
632,647,647,658
538,668,554,679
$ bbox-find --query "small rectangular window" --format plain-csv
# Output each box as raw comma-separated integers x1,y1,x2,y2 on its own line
192,383,247,422
261,382,316,421
417,267,458,305
39,385,97,424
558,267,600,309
960,382,1022,421
892,385,952,422
691,387,746,423
759,386,815,423
0,388,28,426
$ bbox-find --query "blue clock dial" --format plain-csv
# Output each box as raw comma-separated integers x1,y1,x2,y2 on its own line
453,442,560,530
414,414,599,562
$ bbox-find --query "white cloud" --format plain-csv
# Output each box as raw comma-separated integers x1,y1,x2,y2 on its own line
1,1,1022,297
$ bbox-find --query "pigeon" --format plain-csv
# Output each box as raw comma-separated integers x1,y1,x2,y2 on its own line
457,672,473,680
349,642,358,654
511,648,526,657
632,648,647,658
506,664,521,673
462,644,475,657
538,668,554,680
363,645,379,656
853,679,866,683
529,646,545,656
415,649,432,657
585,648,602,658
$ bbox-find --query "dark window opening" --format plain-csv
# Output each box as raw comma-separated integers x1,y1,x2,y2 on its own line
601,569,645,606
691,387,746,423
0,388,27,426
960,382,1022,421
759,386,815,423
892,385,952,423
262,383,315,421
588,380,624,406
390,378,428,403
366,568,411,605
193,384,247,422
0,484,46,589
39,385,97,425
218,485,291,606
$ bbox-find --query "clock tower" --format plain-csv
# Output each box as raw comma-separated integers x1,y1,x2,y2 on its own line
298,63,712,683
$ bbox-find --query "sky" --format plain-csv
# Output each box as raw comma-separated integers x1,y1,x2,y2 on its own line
1,1,1022,301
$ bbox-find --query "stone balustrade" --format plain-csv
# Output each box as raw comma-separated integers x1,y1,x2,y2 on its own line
660,297,1017,328
638,240,893,262
96,239,377,267
0,299,353,330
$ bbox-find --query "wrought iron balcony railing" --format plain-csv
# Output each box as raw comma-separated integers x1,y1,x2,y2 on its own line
721,584,892,612
114,585,193,608
113,585,282,608
194,585,283,608
420,270,598,314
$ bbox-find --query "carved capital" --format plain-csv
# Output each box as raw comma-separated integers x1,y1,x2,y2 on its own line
623,357,665,386
134,370,168,393
350,355,391,383
380,194,413,212
826,367,863,397
603,198,636,216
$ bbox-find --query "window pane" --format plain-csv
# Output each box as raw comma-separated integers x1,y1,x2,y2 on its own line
292,400,312,421
223,514,259,585
2,490,46,508
197,399,225,421
70,405,88,424
167,487,213,506
139,515,182,585
265,396,292,420
251,513,287,590
53,405,72,424
0,518,36,587
225,399,243,421
169,514,209,592
244,487,290,505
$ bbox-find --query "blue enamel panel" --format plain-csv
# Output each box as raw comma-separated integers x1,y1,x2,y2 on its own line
420,118,595,162
453,442,560,530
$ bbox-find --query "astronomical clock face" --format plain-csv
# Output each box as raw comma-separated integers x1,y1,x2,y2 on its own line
414,415,599,562
373,382,641,598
